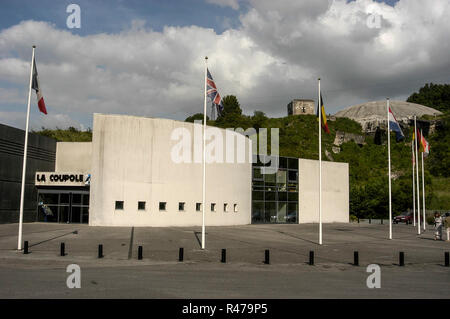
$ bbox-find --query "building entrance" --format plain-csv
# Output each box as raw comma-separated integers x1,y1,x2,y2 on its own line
37,189,89,224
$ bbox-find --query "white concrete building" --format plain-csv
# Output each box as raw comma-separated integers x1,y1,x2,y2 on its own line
34,113,350,226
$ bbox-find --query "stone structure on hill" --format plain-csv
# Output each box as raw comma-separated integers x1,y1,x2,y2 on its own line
287,99,315,116
334,100,442,133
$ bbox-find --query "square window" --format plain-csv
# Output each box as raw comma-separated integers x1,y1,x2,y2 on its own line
234,204,238,212
211,203,216,212
138,201,146,210
115,201,124,210
179,202,185,211
159,202,167,211
196,203,202,211
224,203,228,212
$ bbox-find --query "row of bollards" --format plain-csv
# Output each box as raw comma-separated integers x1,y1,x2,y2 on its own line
20,241,450,267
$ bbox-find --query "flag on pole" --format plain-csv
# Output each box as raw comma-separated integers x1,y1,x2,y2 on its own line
388,107,404,141
206,68,223,117
417,129,430,157
316,93,330,134
32,57,47,114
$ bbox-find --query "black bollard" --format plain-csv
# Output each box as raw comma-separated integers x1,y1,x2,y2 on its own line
354,251,359,266
369,218,371,224
445,252,449,267
221,249,226,263
381,219,383,225
309,251,314,265
98,244,103,258
357,217,360,224
23,241,29,254
60,242,65,256
179,248,184,262
399,252,405,266
264,249,270,264
138,246,143,260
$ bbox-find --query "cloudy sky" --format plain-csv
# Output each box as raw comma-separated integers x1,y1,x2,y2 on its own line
0,0,449,130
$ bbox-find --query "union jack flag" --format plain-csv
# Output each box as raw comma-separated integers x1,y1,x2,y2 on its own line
206,68,223,117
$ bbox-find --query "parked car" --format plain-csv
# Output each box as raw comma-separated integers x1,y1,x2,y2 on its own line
393,212,423,224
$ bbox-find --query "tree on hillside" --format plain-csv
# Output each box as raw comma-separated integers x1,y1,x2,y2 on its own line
185,113,209,123
407,83,450,113
219,95,242,118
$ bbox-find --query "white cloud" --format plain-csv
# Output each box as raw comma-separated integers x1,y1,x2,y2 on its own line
0,0,449,130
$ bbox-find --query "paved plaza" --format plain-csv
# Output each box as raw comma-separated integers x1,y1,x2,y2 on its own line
0,222,448,298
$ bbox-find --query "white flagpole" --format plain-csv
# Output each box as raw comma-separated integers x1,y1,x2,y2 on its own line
414,116,421,235
421,129,426,231
387,98,392,240
318,78,322,245
17,45,35,251
411,141,416,227
201,56,208,250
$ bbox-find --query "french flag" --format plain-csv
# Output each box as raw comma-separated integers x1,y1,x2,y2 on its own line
31,57,47,114
388,107,404,141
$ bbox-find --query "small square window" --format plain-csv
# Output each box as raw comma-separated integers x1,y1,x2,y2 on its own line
196,203,202,211
138,201,146,210
234,204,238,212
115,201,124,210
179,202,185,211
211,203,216,212
159,202,167,211
224,203,228,212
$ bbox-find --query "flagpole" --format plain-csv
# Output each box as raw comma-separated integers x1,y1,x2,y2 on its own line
411,141,416,227
421,129,426,231
318,78,322,245
201,56,208,250
414,116,421,235
17,45,35,251
387,98,392,240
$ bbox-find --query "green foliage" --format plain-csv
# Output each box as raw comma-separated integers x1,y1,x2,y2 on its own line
407,83,450,113
33,127,92,142
185,113,209,123
428,113,450,177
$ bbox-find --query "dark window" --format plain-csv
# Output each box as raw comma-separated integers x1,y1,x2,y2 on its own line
288,170,298,182
234,204,238,212
179,202,185,211
211,203,216,212
115,201,124,210
196,203,202,211
138,201,146,210
288,158,298,169
224,203,228,212
159,202,166,211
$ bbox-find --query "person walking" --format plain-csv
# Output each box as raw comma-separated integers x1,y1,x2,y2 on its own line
444,213,450,242
434,213,443,241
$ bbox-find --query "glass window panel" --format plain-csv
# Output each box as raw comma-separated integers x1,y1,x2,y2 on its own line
82,194,90,206
252,191,264,201
288,192,299,202
278,192,287,202
264,202,277,223
288,158,298,169
252,202,264,223
71,207,81,223
40,193,59,205
265,191,276,201
288,170,298,182
59,206,70,223
287,203,298,223
252,167,263,180
72,194,82,204
264,173,276,183
279,157,287,169
82,207,89,224
277,170,287,184
277,202,287,223
60,194,70,204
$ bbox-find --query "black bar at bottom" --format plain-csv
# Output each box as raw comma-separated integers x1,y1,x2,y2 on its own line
445,252,449,267
309,251,314,265
23,241,29,254
98,244,103,258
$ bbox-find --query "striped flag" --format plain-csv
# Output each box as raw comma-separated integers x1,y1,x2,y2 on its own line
388,107,404,141
206,68,223,117
317,93,330,134
32,57,47,114
417,129,430,157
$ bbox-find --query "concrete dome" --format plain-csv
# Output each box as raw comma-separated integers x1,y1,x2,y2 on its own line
334,100,442,132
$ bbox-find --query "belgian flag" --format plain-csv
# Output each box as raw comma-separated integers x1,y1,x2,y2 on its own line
317,93,330,134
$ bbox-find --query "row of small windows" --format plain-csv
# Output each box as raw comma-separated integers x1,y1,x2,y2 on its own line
115,201,238,212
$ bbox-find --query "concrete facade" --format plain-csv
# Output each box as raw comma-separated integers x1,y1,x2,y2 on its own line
55,142,92,173
90,114,252,227
298,159,349,223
